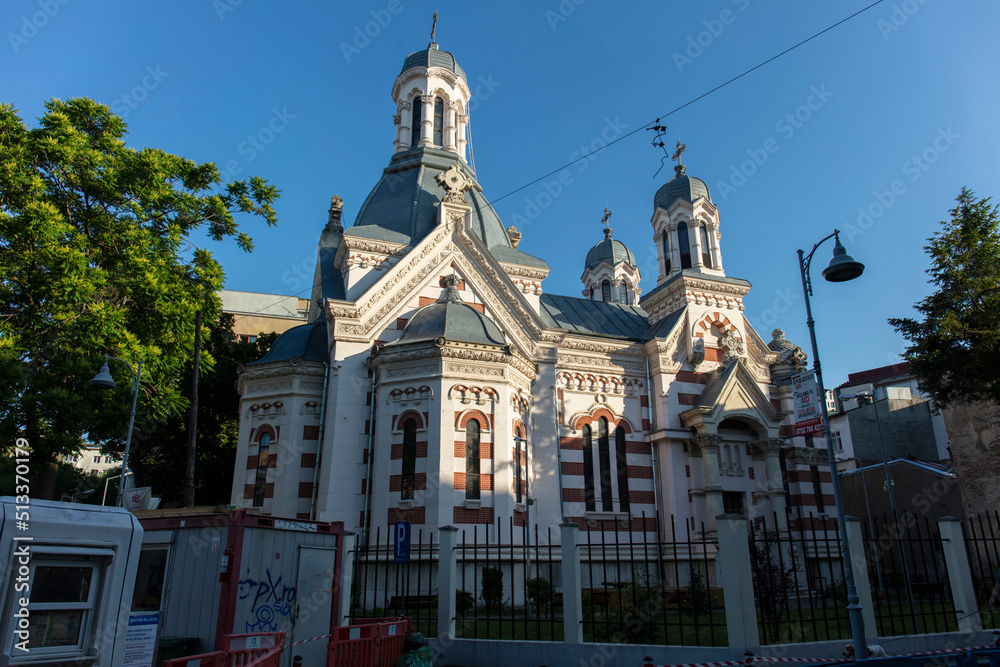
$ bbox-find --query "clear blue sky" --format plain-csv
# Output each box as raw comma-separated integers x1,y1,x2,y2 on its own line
5,0,999,388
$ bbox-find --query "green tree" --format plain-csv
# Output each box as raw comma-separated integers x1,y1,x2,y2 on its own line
132,314,276,506
0,98,278,498
889,188,1000,407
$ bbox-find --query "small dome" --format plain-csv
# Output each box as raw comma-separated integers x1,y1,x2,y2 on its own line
400,42,466,81
654,164,711,210
394,277,506,346
585,227,637,271
249,318,327,366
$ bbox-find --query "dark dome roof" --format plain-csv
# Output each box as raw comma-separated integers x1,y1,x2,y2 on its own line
401,42,466,81
585,228,636,271
249,318,327,366
344,147,548,269
393,278,506,347
654,164,711,210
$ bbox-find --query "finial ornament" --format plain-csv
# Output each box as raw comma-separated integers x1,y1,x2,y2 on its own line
431,12,437,42
672,140,686,164
436,164,473,204
601,207,613,237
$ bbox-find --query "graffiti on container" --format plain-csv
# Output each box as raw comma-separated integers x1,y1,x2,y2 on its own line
238,568,296,632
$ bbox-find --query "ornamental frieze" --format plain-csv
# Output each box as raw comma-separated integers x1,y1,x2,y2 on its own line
557,354,646,372
444,363,504,378
245,381,293,394
384,364,438,379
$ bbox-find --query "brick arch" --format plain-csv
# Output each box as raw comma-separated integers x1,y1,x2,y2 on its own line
694,311,738,338
394,410,425,431
253,424,276,443
456,409,490,432
615,418,633,434
512,419,525,437
571,406,622,431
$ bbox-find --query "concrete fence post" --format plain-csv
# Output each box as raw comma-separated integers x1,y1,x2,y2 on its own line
438,526,459,640
337,532,357,626
716,514,758,652
560,522,583,644
845,517,878,640
938,517,982,633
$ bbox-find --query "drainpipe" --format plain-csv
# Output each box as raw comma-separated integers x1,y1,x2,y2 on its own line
309,360,330,520
553,383,565,521
362,355,377,548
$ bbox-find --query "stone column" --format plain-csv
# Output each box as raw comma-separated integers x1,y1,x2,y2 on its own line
690,222,705,269
419,95,434,147
438,526,459,640
560,522,583,644
444,102,458,152
667,225,682,272
752,439,788,531
717,514,759,652
395,100,412,153
938,517,983,633
456,113,468,160
692,434,724,533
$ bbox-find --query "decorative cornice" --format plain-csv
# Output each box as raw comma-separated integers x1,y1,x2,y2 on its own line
751,438,786,455
557,353,646,373
785,447,830,467
559,338,644,357
392,66,472,102
497,263,549,281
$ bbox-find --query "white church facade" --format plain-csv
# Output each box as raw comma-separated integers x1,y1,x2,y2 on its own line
228,38,835,547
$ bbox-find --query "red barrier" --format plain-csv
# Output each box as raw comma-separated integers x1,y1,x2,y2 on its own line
161,651,227,667
221,632,285,667
327,618,413,667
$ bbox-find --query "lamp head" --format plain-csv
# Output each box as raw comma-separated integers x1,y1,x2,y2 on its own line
822,236,864,283
89,358,117,390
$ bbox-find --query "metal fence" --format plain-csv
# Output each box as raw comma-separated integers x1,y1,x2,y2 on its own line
579,514,726,647
862,513,957,636
350,514,726,646
963,510,1000,630
350,525,440,639
750,511,851,645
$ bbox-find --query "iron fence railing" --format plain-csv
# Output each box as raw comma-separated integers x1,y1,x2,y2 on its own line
963,510,1000,630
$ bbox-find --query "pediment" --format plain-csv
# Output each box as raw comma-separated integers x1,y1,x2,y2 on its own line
680,359,784,437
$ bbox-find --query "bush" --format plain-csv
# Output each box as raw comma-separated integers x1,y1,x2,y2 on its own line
826,579,847,604
456,590,476,617
481,565,505,611
526,577,556,610
688,569,712,616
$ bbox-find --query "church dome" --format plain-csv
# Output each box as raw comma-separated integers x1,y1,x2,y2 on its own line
654,164,711,210
394,277,506,347
400,42,466,81
584,227,637,271
248,318,327,366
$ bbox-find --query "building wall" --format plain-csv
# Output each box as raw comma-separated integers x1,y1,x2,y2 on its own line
844,398,940,462
941,402,1000,518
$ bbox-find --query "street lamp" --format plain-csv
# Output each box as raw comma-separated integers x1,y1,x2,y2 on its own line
89,355,143,507
798,230,868,658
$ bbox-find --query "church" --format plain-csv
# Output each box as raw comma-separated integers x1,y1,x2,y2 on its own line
228,34,834,548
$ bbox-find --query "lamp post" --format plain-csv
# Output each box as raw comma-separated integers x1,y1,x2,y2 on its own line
89,355,142,507
798,230,869,658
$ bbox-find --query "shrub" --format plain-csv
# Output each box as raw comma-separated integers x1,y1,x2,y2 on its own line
526,577,556,610
456,590,476,617
688,569,712,616
481,565,505,611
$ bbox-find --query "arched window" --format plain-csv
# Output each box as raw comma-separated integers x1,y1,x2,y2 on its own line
253,432,270,507
514,427,524,504
589,286,594,300
598,417,613,512
678,222,692,269
615,427,630,514
433,97,444,146
619,282,628,304
466,420,480,500
401,419,417,500
410,99,422,146
601,280,611,302
582,424,595,511
662,230,672,273
700,224,713,268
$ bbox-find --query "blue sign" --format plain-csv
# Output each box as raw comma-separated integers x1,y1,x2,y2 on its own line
393,521,410,563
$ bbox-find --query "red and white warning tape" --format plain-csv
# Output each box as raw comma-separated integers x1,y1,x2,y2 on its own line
281,633,331,649
650,644,998,667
